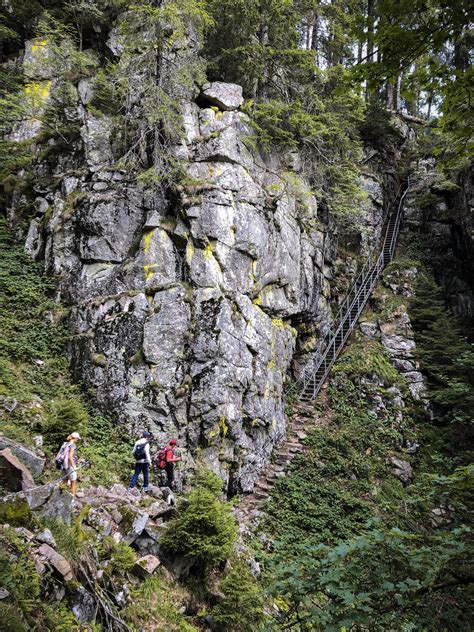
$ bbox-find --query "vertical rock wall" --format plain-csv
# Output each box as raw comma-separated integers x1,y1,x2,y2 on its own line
11,26,345,491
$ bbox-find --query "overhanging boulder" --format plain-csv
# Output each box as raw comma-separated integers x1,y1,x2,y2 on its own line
0,448,35,491
0,435,45,477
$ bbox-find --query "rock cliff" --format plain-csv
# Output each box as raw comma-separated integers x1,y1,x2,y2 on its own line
10,30,351,492
8,19,471,494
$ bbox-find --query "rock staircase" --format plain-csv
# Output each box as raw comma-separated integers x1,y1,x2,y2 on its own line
234,400,321,524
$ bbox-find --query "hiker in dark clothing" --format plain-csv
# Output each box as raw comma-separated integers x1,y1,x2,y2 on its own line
164,439,181,490
129,431,151,492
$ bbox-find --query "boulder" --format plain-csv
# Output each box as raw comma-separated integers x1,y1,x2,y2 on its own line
0,448,35,491
37,543,74,581
359,320,379,338
147,485,164,500
35,528,57,548
390,457,413,484
431,506,453,528
148,501,175,520
85,508,114,536
133,554,160,578
0,436,45,477
201,82,244,111
37,487,73,525
2,397,17,412
0,588,10,600
161,487,176,506
72,587,96,624
124,511,149,544
26,483,55,510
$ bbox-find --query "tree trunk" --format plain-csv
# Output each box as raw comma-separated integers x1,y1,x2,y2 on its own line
366,0,375,101
395,74,402,112
386,82,394,109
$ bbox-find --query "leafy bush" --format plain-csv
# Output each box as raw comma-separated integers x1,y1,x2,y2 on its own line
80,413,135,487
0,218,66,363
265,370,411,548
211,560,265,631
44,509,89,568
160,469,237,574
268,474,474,632
409,270,474,426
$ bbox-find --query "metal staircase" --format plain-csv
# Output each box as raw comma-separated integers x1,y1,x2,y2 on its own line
293,181,410,402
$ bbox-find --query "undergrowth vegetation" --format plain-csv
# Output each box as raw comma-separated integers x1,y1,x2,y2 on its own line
261,262,474,630
161,469,238,575
0,218,133,486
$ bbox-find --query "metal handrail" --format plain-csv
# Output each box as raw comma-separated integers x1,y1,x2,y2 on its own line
290,179,410,401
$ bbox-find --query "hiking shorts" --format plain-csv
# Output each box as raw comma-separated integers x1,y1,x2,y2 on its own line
67,467,77,481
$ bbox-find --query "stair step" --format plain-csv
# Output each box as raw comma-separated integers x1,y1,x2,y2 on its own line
276,451,293,460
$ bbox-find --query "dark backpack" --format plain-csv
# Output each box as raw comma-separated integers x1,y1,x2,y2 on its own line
54,442,69,470
133,442,148,461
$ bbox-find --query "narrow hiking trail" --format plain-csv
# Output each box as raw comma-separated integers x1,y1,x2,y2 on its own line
234,391,333,524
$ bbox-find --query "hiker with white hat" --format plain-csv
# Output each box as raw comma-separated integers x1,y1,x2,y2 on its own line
55,431,81,496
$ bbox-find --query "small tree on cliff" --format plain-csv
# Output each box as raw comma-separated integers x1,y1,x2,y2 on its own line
160,468,237,575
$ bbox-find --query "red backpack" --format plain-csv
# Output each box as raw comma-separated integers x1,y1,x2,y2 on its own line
155,446,170,469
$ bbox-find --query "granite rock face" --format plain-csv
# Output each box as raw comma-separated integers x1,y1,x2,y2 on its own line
0,435,45,477
359,263,429,405
12,30,343,492
0,448,35,492
400,160,474,322
200,82,244,110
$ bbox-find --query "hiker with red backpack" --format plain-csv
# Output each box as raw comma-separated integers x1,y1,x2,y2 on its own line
129,431,152,493
156,439,181,490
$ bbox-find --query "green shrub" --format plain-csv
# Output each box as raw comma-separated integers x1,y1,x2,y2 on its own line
333,339,402,387
212,561,265,631
0,531,41,630
161,469,237,574
80,414,134,487
42,396,89,450
124,573,197,631
110,541,136,575
0,218,66,363
44,509,89,568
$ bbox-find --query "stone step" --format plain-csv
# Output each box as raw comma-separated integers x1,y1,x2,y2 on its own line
254,489,268,500
275,452,292,461
289,424,305,432
295,431,307,440
288,445,304,455
286,441,303,450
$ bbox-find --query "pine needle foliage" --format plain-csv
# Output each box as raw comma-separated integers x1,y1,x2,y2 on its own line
409,270,474,425
160,468,237,574
211,560,265,632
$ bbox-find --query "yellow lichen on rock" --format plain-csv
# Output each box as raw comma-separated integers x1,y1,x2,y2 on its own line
24,80,51,106
142,229,155,255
